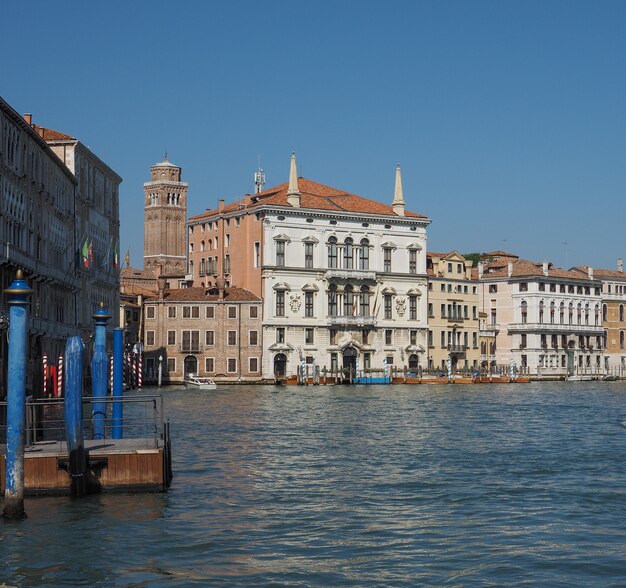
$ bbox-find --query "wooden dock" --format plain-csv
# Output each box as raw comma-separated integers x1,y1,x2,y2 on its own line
0,437,171,496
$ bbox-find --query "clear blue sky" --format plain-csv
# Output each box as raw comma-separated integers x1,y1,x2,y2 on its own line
3,0,625,270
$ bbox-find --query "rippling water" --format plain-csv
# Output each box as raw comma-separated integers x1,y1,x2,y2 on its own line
2,382,626,586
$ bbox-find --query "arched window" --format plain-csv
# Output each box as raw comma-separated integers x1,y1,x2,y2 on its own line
359,239,369,270
360,285,370,316
568,302,574,324
594,304,599,326
343,238,353,269
550,301,555,324
328,285,338,316
344,285,354,316
621,331,625,350
620,305,624,322
603,304,608,322
539,300,544,324
577,303,582,325
200,241,205,252
521,300,528,324
328,237,338,269
559,302,565,324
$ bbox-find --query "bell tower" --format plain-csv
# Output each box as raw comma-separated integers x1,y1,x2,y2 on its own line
143,155,188,274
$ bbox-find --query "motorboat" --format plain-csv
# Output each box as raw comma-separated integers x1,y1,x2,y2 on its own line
184,374,217,390
566,375,594,382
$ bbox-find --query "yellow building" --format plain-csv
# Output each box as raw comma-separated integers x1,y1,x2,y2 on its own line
426,252,479,372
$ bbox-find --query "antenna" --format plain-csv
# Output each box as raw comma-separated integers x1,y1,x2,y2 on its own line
254,155,265,194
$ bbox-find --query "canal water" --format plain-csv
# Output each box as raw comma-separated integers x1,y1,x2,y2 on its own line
2,382,626,586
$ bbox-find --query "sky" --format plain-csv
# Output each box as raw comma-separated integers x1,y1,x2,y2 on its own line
2,0,625,270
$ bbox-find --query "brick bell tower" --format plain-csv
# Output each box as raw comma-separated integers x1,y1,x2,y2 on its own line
143,154,188,274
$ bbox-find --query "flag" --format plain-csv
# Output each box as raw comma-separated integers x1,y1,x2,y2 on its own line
88,239,94,264
113,241,119,269
352,301,358,317
81,239,90,269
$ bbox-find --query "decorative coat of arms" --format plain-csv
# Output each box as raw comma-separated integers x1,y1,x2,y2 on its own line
395,297,406,316
289,294,301,313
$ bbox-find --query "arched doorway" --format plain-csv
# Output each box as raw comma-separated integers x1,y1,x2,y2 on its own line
274,353,287,377
184,355,198,377
342,347,357,383
408,354,419,371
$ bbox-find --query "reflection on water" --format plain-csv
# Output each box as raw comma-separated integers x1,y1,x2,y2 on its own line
2,382,626,586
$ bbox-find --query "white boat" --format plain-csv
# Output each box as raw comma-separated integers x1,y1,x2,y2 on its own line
184,374,217,390
566,375,593,382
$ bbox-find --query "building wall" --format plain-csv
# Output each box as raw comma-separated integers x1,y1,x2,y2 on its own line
142,295,263,383
0,100,79,395
600,275,626,371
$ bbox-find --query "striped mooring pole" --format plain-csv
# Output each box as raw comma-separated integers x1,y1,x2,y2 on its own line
112,329,124,439
3,270,33,519
42,354,48,398
137,353,143,389
57,354,63,397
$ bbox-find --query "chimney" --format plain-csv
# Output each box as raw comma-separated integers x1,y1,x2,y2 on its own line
218,199,225,212
478,261,484,279
588,266,593,279
216,277,225,300
157,276,167,300
244,193,251,207
619,258,623,273
507,262,513,278
24,113,32,126
542,261,549,276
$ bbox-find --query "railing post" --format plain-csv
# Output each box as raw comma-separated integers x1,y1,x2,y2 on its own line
3,270,32,520
91,303,111,440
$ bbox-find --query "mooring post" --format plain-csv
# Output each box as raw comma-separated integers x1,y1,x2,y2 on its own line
2,270,33,520
91,303,111,440
65,336,86,497
112,328,124,439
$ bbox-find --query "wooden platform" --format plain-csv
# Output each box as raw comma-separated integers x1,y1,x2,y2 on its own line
0,438,169,495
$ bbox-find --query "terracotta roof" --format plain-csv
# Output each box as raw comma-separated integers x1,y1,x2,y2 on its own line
31,124,76,142
592,268,626,280
162,286,261,302
482,258,600,282
121,266,156,279
482,250,519,259
190,177,428,221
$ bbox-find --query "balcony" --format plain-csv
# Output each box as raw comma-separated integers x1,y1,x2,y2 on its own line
480,354,497,362
328,315,377,327
509,322,604,335
179,345,202,353
448,344,467,354
446,315,466,323
326,268,377,282
479,323,499,336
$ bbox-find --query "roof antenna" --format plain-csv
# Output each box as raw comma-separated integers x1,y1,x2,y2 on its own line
254,155,265,194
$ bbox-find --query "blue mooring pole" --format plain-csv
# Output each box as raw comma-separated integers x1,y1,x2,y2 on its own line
91,303,111,440
2,270,33,520
112,328,124,439
64,335,86,497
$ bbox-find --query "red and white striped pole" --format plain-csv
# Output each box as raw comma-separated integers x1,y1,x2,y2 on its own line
57,354,63,397
138,353,143,389
42,354,48,398
132,353,138,389
109,354,114,393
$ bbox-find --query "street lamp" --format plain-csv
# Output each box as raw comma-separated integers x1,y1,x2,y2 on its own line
158,354,163,388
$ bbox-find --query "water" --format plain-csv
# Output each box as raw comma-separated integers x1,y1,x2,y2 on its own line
2,382,626,586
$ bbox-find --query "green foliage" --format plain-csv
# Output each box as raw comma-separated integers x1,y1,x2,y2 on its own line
463,252,482,266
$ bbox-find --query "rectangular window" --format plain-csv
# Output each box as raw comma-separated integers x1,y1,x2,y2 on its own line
276,327,285,343
305,242,314,268
410,330,417,345
254,242,260,267
362,330,369,345
167,330,176,345
205,330,215,346
249,357,259,372
305,292,314,317
441,304,446,318
441,331,446,348
249,305,258,318
276,291,285,316
227,331,237,346
363,352,371,370
183,306,200,319
182,330,200,352
224,254,231,274
519,283,528,292
146,330,155,346
168,306,177,318
228,306,237,319
384,295,392,319
472,332,477,348
385,329,393,345
488,285,497,293
305,328,314,345
539,283,546,292
331,353,338,372
409,249,417,274
276,240,285,267
383,248,392,272
249,330,258,346
167,358,175,373
205,357,214,372
330,329,337,345
146,306,155,319
227,358,237,373
409,296,417,320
